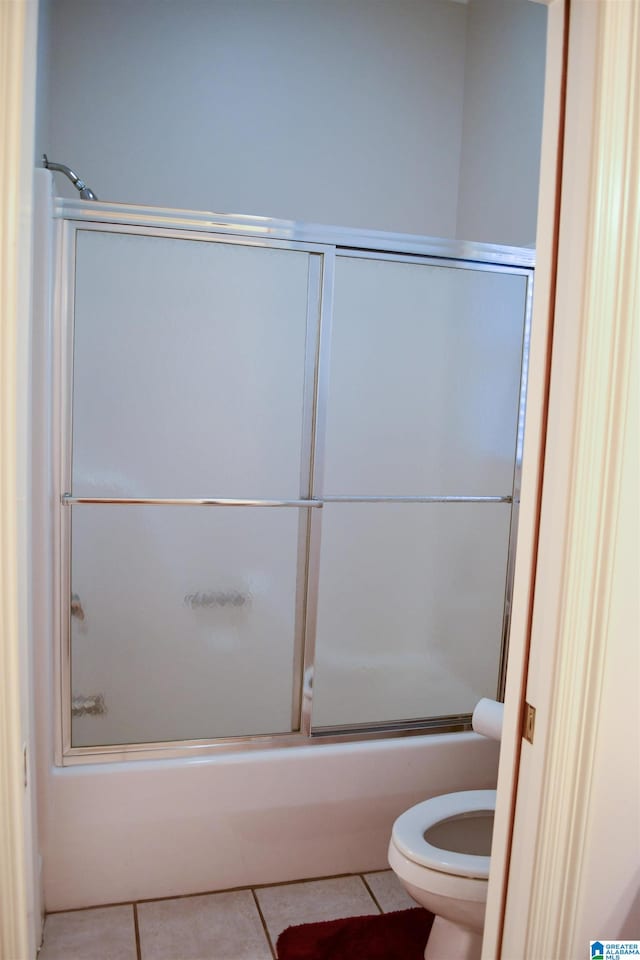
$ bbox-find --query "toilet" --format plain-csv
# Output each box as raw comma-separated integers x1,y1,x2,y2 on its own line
387,699,503,960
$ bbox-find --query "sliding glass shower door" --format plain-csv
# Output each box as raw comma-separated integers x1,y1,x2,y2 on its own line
311,256,527,728
68,228,321,746
60,216,531,756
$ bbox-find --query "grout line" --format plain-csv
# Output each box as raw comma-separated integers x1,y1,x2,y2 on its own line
127,870,363,907
44,869,387,915
46,899,136,915
251,888,277,960
133,902,142,960
236,870,364,894
360,874,383,914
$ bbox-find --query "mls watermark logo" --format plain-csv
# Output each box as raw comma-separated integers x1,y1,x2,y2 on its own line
591,942,640,959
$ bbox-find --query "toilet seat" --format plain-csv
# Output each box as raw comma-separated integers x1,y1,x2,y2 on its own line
391,789,495,880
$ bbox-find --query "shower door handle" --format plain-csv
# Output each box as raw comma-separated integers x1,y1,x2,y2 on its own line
61,495,324,508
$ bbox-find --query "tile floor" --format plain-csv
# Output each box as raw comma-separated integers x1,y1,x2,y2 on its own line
38,870,417,960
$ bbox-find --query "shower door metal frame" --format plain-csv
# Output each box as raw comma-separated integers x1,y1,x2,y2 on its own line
52,200,534,766
305,247,533,735
55,218,334,763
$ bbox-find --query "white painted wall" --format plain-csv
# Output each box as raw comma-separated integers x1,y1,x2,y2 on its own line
34,0,51,164
46,0,468,236
456,0,547,246
44,0,545,243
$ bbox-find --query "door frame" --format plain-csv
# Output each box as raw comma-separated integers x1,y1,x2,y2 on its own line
484,0,640,955
0,0,42,958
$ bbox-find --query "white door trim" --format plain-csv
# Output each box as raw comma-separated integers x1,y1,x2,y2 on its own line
0,0,41,957
492,0,640,955
481,0,568,952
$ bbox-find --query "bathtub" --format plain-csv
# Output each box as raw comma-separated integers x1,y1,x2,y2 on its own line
40,732,499,910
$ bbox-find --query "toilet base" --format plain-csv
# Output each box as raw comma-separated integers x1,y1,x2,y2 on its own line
424,916,482,960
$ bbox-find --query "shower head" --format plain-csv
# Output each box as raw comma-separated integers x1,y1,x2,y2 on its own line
42,154,98,201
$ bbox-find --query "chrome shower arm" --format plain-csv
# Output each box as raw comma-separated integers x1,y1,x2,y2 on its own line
42,154,98,200
42,155,82,185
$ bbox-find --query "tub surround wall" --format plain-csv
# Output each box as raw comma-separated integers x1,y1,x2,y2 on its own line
42,732,499,910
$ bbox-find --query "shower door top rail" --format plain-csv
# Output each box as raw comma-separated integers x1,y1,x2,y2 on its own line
54,195,536,269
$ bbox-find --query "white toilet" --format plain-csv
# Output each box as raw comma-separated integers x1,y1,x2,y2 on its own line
387,699,503,960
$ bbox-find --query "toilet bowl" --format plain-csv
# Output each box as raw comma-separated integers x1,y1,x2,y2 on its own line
388,789,496,960
387,700,503,960
389,697,504,960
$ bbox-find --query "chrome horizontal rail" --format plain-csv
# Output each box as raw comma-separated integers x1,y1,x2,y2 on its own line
323,495,512,503
62,494,511,507
61,495,322,508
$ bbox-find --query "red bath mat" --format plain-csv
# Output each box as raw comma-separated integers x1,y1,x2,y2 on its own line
276,907,434,960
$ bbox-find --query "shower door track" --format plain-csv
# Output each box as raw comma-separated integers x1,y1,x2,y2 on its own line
51,197,534,766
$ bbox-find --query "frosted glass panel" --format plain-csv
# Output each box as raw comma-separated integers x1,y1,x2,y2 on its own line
311,503,511,727
70,506,302,746
72,231,311,499
324,257,527,495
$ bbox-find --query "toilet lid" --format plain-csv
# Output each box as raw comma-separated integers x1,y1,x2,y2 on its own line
391,789,496,879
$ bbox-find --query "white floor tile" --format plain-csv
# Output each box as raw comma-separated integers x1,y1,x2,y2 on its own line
38,905,137,960
255,876,378,945
137,890,272,960
363,870,418,912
